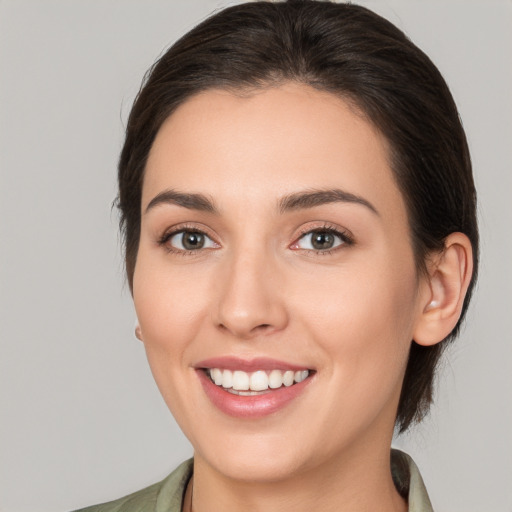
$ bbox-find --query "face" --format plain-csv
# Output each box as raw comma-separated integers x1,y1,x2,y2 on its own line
133,83,428,482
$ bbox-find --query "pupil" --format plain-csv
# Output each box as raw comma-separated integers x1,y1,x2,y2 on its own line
312,231,334,250
182,232,204,250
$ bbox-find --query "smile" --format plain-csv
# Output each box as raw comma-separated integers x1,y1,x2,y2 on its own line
195,358,315,418
207,368,310,395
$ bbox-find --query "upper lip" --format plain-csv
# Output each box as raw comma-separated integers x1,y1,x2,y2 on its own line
194,356,312,372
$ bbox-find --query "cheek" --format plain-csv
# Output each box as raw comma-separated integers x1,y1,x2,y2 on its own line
297,257,418,380
132,251,213,376
132,256,213,432
134,248,208,329
292,263,418,445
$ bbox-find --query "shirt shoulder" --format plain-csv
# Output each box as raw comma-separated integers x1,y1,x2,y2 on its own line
391,449,434,512
72,459,193,512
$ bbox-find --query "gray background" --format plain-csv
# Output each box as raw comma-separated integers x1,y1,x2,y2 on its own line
1,1,511,511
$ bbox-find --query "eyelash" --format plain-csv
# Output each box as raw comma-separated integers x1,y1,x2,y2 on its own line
157,222,354,257
157,223,216,256
292,223,355,256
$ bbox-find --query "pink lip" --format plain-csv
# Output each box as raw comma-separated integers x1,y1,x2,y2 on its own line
195,356,310,372
195,357,314,419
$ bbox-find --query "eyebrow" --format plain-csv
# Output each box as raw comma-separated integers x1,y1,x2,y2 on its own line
278,188,379,216
145,189,218,214
145,187,378,216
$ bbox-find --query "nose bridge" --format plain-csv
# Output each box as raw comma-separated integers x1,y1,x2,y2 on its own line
214,236,287,338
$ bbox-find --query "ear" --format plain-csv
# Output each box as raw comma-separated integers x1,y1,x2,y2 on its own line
135,318,143,342
413,233,474,346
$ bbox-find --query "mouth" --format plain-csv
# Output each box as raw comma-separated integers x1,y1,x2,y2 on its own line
195,357,315,418
205,368,310,396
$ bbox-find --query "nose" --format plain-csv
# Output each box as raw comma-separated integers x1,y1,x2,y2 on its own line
213,247,289,340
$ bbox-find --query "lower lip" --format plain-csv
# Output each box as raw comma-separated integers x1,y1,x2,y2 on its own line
197,370,313,418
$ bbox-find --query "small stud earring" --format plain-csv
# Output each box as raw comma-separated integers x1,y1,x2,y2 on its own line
426,300,440,311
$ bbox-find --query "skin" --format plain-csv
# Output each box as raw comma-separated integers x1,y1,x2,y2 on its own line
133,83,439,512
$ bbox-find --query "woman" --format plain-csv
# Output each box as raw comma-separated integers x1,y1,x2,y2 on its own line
77,1,477,510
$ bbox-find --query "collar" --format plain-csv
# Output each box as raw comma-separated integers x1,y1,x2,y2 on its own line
392,449,434,511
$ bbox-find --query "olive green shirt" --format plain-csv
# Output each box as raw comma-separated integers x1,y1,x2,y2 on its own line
74,449,433,512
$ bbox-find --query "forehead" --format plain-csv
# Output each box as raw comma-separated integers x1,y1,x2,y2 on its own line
143,83,406,224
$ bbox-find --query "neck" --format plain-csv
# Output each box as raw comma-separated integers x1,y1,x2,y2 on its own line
189,443,407,512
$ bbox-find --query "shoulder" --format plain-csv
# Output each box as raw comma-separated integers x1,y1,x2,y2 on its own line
72,459,193,512
72,481,161,512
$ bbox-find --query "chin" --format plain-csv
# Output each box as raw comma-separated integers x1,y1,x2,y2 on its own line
200,442,311,483
190,418,338,484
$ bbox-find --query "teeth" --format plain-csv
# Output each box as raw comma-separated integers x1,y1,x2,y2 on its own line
232,370,249,390
211,368,223,386
268,369,283,389
208,368,310,391
222,369,233,389
294,370,309,383
250,371,269,391
283,370,294,387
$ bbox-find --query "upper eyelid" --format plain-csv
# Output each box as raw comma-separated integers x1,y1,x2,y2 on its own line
157,221,354,247
295,229,351,246
294,222,353,240
160,222,217,240
158,226,219,254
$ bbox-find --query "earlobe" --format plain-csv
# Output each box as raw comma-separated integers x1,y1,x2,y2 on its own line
413,233,473,346
135,323,143,342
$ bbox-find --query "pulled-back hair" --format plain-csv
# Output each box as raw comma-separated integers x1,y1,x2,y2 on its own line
117,0,478,432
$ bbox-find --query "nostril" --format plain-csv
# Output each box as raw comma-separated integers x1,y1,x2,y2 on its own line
217,321,276,339
253,323,274,333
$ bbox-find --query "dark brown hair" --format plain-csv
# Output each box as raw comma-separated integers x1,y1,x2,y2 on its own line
117,0,478,432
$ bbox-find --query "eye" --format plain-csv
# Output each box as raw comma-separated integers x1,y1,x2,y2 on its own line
292,228,352,252
164,229,218,252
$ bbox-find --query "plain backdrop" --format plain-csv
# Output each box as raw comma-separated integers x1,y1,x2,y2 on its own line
1,1,511,511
